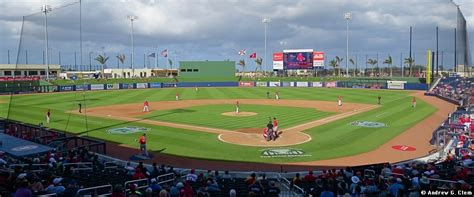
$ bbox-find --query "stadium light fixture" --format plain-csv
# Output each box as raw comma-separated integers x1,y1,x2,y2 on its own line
128,15,138,77
262,18,271,75
344,12,352,77
42,5,52,80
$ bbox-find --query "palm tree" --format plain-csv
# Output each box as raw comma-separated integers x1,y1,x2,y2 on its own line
95,54,109,78
168,59,173,77
335,56,343,77
238,59,246,77
254,57,263,77
367,59,377,77
383,55,393,77
404,57,415,77
349,58,356,76
116,54,125,68
329,59,337,76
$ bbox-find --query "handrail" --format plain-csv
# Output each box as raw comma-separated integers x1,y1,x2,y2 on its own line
156,173,175,185
124,178,149,192
277,173,304,195
63,162,93,171
75,184,112,196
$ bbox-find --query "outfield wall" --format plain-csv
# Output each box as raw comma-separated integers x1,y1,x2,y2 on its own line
2,80,428,94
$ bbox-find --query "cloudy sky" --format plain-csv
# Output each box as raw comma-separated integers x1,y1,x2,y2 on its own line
0,0,472,70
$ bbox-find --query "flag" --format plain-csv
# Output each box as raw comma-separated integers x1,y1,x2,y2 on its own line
238,49,246,56
161,49,168,57
249,52,256,59
148,53,156,58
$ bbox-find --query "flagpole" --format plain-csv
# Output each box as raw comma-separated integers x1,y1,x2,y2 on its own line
155,49,158,69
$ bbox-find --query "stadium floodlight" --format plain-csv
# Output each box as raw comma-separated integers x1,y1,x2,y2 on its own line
262,18,271,75
344,12,352,77
42,5,52,80
128,15,138,77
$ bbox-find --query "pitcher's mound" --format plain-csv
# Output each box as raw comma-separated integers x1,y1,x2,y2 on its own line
221,112,258,117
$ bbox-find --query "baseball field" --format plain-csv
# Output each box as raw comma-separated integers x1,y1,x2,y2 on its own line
0,87,446,164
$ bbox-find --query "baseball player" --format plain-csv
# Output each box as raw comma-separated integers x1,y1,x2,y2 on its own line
275,91,280,100
412,97,416,108
195,86,198,92
337,96,343,111
273,117,279,138
138,133,148,156
377,96,381,105
46,109,51,123
176,92,180,101
236,101,240,114
78,103,82,113
143,100,150,112
266,120,274,140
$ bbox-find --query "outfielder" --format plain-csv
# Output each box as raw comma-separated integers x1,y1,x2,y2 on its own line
412,97,416,108
46,109,51,123
143,100,150,112
235,101,240,114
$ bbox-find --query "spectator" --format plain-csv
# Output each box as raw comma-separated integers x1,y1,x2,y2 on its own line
304,171,317,182
222,170,233,180
349,176,360,194
61,180,79,197
229,189,237,197
183,181,193,197
186,169,198,182
245,172,257,185
111,184,125,197
389,178,405,197
265,181,281,195
45,177,65,194
292,173,302,187
159,189,170,197
14,179,32,197
149,178,162,193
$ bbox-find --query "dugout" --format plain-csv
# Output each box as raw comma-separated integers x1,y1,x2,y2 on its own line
179,61,235,79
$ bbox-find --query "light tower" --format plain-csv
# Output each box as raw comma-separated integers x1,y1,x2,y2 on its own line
344,12,352,77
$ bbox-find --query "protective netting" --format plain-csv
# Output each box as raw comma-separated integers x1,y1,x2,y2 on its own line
6,1,90,134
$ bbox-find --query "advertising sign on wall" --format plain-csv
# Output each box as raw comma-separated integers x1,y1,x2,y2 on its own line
273,52,284,70
256,82,267,87
296,82,308,87
282,82,292,87
121,84,134,89
269,81,280,87
136,83,148,89
60,86,74,91
149,83,162,88
239,81,255,87
325,81,337,88
162,83,177,88
106,84,119,90
312,82,323,87
387,81,406,90
75,84,88,91
90,84,104,90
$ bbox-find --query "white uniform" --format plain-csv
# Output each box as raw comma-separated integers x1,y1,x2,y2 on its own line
276,94,280,100
143,105,149,112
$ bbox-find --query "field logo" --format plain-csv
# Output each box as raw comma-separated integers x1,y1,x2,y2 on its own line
107,126,150,134
261,148,309,158
351,121,386,128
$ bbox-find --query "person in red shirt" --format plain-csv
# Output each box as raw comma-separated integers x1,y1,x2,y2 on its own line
303,171,316,183
143,100,150,112
138,133,148,156
412,97,416,108
176,92,180,101
273,117,279,138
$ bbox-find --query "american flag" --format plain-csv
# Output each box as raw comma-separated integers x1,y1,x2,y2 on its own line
161,49,168,57
238,49,246,56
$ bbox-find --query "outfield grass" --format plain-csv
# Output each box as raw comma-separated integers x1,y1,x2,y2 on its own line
0,87,435,163
140,104,334,130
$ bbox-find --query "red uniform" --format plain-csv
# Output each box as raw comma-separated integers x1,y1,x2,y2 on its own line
144,101,149,106
139,135,146,144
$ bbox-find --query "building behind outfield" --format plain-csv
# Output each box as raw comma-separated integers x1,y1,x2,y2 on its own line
179,61,235,78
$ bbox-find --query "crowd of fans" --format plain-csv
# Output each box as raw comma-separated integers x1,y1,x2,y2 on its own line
431,76,473,106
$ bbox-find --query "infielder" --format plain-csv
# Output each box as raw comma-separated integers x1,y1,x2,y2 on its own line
235,101,240,114
412,97,416,108
275,91,280,100
143,100,150,112
337,96,343,111
176,92,180,101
